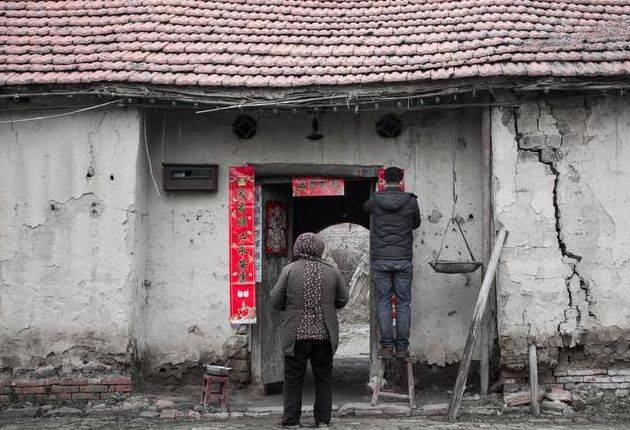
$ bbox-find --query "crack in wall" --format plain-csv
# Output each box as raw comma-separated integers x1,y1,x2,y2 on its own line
86,111,108,180
20,192,98,230
513,102,593,349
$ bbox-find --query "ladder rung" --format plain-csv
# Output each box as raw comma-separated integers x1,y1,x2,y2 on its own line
378,391,410,399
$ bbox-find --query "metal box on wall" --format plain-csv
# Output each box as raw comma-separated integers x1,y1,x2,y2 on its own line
162,163,219,191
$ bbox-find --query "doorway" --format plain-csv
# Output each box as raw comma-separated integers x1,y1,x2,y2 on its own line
319,222,371,382
250,164,378,390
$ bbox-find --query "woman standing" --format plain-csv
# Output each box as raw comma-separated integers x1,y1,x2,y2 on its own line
270,232,349,428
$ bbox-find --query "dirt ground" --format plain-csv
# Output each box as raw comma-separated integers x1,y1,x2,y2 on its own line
2,415,629,430
4,352,630,430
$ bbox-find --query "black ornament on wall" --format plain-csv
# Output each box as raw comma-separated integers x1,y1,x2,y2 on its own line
232,115,257,139
375,114,403,138
306,118,324,140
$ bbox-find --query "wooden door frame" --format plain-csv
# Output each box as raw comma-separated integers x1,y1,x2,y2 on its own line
249,163,380,391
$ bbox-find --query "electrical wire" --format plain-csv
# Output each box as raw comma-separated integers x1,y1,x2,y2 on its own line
143,115,165,200
194,94,342,114
0,99,122,124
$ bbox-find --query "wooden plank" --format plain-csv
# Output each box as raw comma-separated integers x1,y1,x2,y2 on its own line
407,360,416,409
379,391,410,400
480,106,493,396
251,183,292,387
446,228,507,421
368,172,379,381
369,273,379,380
370,357,383,406
250,293,263,384
529,345,540,416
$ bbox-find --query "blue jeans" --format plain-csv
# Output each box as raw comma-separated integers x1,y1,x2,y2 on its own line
371,259,413,349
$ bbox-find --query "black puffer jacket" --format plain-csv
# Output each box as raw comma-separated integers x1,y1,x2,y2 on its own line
364,188,421,260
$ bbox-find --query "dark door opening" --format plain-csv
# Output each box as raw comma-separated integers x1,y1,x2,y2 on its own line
292,179,372,239
251,171,377,391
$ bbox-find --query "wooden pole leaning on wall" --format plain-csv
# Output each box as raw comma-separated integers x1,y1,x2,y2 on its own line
529,344,540,416
446,228,507,421
479,106,493,396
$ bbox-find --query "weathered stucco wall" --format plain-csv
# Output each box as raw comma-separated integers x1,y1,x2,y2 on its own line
144,108,484,371
0,107,146,378
0,105,486,378
493,95,630,370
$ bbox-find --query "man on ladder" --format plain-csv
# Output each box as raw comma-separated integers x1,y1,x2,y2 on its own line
364,166,421,360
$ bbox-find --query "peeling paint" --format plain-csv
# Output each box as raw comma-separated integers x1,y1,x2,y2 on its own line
0,107,144,377
494,95,630,369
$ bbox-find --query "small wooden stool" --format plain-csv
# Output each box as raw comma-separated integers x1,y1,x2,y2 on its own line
201,374,229,409
370,358,415,409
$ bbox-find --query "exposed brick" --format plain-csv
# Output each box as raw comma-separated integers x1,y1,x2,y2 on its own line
80,385,108,393
608,369,630,376
15,379,45,387
59,378,88,386
565,382,630,390
72,393,99,400
558,375,630,384
22,386,46,394
102,376,131,385
566,369,607,376
1,386,16,394
51,385,80,393
114,385,131,393
45,377,61,385
88,378,102,385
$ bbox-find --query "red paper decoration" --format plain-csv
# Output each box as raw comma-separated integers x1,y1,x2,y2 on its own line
265,201,288,254
292,177,345,197
229,166,256,324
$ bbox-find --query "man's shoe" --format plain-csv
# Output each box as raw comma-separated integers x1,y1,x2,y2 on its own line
395,346,410,359
377,346,394,359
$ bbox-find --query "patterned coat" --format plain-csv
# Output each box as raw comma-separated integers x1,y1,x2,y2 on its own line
270,234,349,356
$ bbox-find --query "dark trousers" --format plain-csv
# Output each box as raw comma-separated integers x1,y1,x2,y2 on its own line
283,340,333,426
372,259,413,349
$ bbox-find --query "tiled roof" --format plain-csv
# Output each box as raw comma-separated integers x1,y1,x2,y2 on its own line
1,0,630,88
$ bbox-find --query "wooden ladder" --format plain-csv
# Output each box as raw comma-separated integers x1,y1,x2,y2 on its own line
370,357,416,409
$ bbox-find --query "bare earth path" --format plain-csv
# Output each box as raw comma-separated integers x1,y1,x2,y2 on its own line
1,416,628,430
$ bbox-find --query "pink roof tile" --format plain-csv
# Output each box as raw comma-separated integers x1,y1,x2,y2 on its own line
0,1,629,88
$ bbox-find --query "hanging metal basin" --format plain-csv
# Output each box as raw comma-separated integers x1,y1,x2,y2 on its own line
204,365,231,376
429,260,482,274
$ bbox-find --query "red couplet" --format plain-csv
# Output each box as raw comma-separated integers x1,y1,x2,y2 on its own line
229,166,257,324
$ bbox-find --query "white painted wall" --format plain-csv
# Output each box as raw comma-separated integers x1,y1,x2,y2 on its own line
143,108,484,370
4,95,628,378
0,107,145,375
